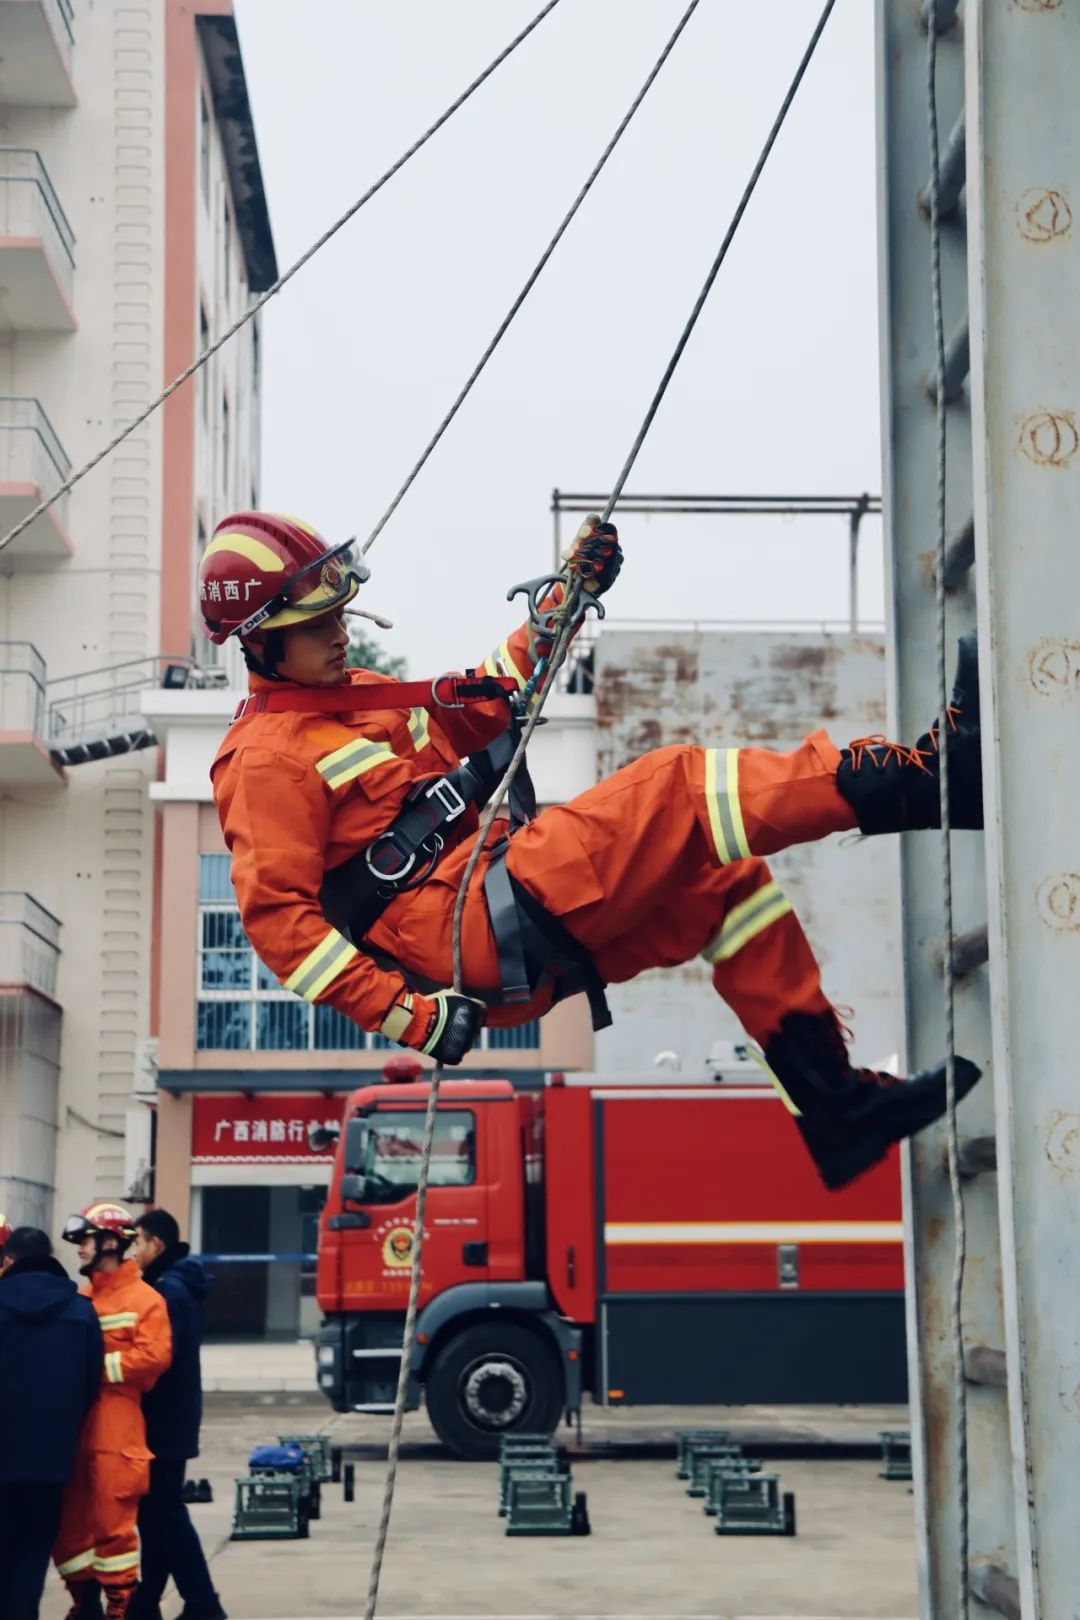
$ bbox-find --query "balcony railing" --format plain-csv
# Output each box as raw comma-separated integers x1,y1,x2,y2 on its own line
0,891,60,999
51,0,75,44
0,397,71,530
0,148,75,317
47,654,227,764
0,642,46,735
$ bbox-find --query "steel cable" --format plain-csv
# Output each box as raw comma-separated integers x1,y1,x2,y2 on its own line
360,6,837,1614
926,12,969,1618
361,0,704,558
0,0,563,559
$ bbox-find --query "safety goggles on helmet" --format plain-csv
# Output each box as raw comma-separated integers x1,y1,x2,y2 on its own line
234,538,368,638
62,1203,137,1247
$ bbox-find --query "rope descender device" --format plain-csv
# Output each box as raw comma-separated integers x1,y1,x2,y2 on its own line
506,571,604,705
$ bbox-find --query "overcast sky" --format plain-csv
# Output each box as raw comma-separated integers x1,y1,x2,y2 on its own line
233,0,884,675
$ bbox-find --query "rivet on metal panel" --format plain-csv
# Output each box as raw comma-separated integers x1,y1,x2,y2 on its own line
1034,873,1080,932
1027,638,1080,697
1056,1363,1080,1420
1017,409,1079,467
1042,1111,1080,1178
1015,187,1071,243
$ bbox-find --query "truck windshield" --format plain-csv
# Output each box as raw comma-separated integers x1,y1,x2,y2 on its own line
344,1109,475,1204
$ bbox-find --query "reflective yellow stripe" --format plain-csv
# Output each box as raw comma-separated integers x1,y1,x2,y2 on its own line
57,1548,96,1577
104,1350,124,1384
94,1550,140,1574
284,929,357,1002
746,1045,802,1116
420,992,449,1056
408,707,431,752
703,748,751,865
702,881,793,965
493,638,528,692
481,653,499,678
379,994,414,1044
316,738,398,790
98,1312,138,1331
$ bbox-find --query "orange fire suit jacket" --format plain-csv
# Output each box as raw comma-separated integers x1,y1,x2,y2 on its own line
80,1260,172,1454
212,620,543,1052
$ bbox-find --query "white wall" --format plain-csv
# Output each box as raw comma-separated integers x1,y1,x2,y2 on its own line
590,630,902,1076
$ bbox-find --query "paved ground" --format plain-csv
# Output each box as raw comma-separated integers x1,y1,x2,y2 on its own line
39,1396,918,1620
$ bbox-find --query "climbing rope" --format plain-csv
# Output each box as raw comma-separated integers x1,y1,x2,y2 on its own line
360,0,704,558
0,0,562,559
360,5,837,1615
926,12,968,1618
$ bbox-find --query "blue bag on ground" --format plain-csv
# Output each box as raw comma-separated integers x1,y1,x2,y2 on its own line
249,1443,305,1472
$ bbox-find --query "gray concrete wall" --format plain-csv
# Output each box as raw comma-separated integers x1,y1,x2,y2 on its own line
592,630,902,1075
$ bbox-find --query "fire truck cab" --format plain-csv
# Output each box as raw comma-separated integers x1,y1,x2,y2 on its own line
313,1058,906,1459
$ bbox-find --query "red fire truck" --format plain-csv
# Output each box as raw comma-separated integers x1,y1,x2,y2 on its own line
313,1060,906,1459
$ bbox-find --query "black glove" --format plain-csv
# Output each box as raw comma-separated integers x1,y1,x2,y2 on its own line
420,991,484,1066
563,515,622,597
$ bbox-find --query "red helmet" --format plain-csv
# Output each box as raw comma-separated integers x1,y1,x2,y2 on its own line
198,511,368,643
0,1212,11,1254
62,1201,138,1252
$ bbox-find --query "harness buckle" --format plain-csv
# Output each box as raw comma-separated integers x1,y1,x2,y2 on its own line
431,673,466,709
364,831,418,887
426,776,466,822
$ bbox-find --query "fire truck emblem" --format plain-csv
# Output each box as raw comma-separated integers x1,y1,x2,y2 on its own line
381,1224,416,1269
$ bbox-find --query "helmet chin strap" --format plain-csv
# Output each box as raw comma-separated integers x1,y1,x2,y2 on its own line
241,629,287,682
80,1229,130,1277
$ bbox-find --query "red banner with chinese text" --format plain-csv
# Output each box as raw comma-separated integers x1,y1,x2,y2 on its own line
191,1095,345,1163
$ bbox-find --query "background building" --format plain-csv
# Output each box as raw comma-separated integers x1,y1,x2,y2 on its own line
0,0,273,1229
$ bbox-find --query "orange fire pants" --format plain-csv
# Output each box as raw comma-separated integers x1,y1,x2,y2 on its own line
371,736,856,1043
54,1439,148,1593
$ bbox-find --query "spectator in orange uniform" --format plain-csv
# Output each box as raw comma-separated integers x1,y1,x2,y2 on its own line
53,1203,172,1620
205,511,982,1191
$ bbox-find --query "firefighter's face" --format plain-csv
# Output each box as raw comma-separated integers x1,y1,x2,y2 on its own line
265,609,350,686
77,1236,96,1267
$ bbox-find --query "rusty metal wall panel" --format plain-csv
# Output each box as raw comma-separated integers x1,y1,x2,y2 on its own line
876,4,1012,1616
966,2,1080,1611
592,629,902,1076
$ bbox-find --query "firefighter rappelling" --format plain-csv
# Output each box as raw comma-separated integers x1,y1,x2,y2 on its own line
204,509,982,1194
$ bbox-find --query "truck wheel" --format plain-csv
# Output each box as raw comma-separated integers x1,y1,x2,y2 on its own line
425,1321,563,1460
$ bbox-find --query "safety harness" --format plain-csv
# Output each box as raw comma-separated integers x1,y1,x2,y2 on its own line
232,671,612,1030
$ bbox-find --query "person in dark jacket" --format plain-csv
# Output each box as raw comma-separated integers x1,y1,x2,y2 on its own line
130,1211,224,1620
0,1225,104,1620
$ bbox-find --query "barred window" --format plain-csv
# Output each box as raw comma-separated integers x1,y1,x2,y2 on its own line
195,855,540,1054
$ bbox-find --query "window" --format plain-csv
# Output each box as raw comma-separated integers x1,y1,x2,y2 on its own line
199,94,210,202
345,1110,476,1203
195,854,542,1054
198,305,210,425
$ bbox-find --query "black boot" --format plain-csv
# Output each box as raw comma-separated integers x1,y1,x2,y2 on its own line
763,1010,981,1191
64,1582,104,1620
836,631,983,832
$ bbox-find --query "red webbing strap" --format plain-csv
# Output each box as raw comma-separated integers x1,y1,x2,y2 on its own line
232,672,517,721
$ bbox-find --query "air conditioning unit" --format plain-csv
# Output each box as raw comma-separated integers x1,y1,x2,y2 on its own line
132,1038,159,1102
